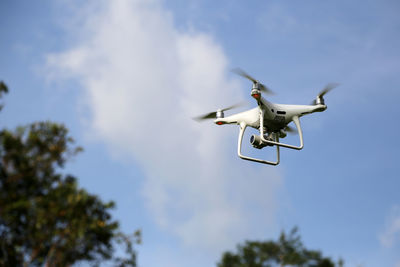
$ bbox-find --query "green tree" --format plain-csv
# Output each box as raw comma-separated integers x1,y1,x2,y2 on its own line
0,81,8,111
0,82,139,266
218,227,342,267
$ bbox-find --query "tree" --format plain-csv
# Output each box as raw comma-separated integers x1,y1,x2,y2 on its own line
218,227,342,267
0,81,8,111
0,82,139,266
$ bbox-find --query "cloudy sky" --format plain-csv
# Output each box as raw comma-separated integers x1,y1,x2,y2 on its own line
1,0,400,266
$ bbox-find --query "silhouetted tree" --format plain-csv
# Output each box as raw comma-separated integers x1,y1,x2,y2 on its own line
0,82,139,266
218,227,342,267
0,81,8,111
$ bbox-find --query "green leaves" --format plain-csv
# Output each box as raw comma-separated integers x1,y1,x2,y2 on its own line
0,86,138,266
218,227,340,267
0,81,8,111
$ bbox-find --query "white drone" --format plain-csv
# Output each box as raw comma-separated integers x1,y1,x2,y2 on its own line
194,68,338,165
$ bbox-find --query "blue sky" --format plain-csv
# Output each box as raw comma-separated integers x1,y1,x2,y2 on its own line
1,0,400,266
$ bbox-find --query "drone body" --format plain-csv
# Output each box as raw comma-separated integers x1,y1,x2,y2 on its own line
195,68,337,165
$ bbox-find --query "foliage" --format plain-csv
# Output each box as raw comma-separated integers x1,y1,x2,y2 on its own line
0,82,139,266
0,81,8,111
218,227,342,267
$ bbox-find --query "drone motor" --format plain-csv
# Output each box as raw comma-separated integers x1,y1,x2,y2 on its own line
216,109,224,119
311,83,339,106
251,88,261,100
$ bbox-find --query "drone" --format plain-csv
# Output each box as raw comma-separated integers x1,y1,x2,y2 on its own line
194,68,338,165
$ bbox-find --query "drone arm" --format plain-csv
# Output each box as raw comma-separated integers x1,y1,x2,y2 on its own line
237,122,280,165
260,115,304,150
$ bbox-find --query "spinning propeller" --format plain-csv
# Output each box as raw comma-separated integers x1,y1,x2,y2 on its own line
193,102,244,122
232,68,274,95
311,83,339,105
285,125,296,134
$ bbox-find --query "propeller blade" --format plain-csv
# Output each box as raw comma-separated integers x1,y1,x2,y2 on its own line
193,111,217,121
318,83,339,97
285,125,297,134
221,101,246,112
232,68,274,95
232,68,257,83
310,83,339,105
193,102,245,122
258,84,274,94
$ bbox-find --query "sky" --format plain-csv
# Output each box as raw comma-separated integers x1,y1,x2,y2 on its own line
1,0,400,266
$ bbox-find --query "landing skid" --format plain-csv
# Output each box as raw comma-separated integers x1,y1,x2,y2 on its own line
237,123,280,165
237,114,304,166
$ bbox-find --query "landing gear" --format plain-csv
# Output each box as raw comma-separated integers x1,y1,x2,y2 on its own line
236,111,304,166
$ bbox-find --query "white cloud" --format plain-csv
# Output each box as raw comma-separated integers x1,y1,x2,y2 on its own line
379,205,400,248
46,0,283,263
